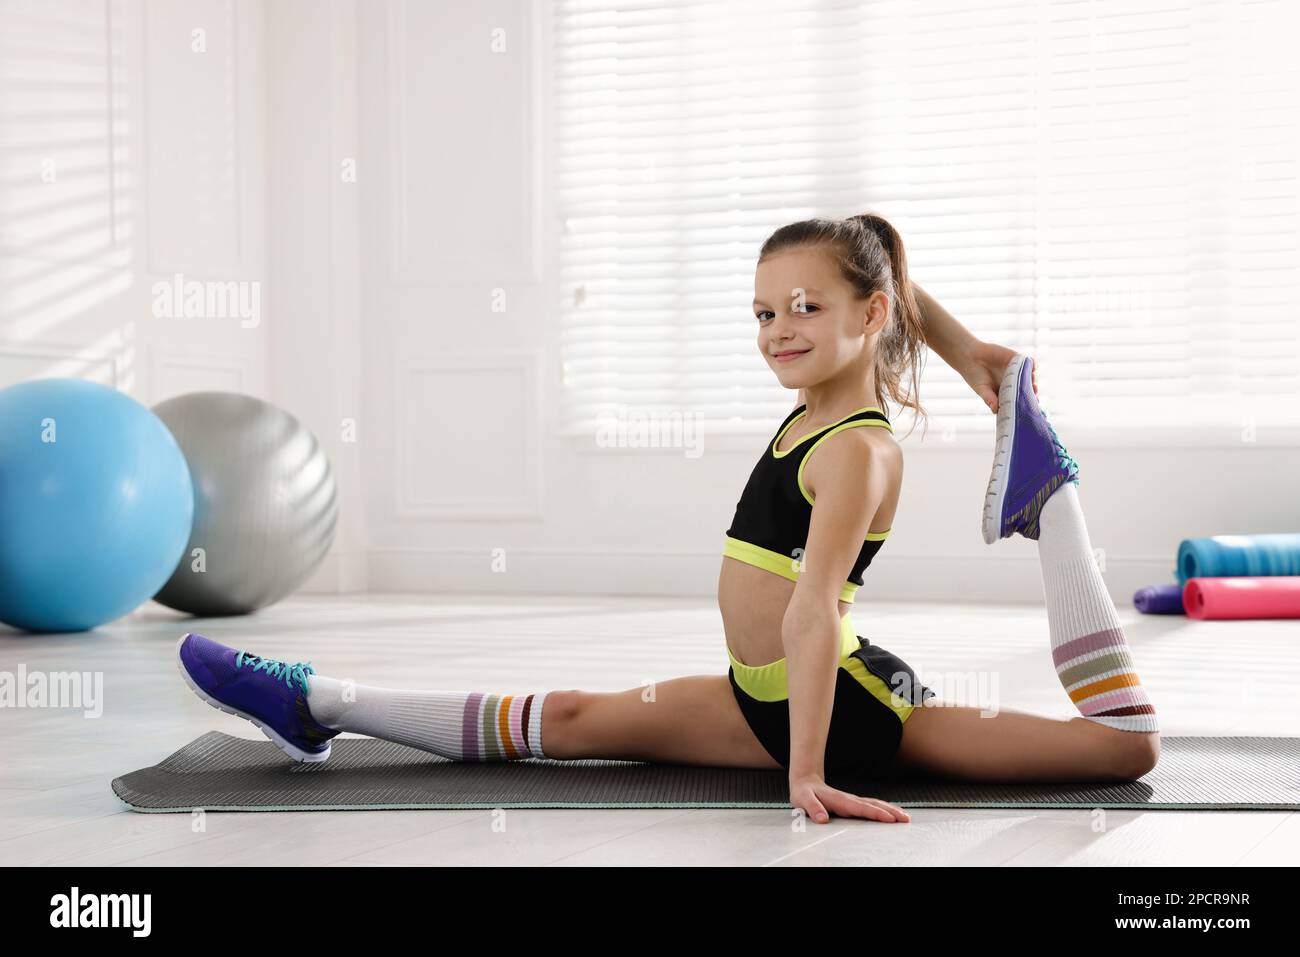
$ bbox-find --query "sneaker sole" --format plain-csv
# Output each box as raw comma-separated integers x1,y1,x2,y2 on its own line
173,634,332,764
981,353,1030,544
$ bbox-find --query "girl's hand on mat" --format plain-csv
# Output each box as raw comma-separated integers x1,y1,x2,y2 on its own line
962,340,1037,413
788,775,911,824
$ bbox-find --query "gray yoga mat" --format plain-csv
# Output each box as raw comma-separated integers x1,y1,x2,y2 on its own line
112,731,1300,812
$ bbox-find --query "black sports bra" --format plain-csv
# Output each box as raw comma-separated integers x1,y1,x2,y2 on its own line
722,404,893,602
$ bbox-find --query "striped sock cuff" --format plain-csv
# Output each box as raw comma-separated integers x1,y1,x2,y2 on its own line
527,691,549,758
459,691,549,760
1053,629,1158,731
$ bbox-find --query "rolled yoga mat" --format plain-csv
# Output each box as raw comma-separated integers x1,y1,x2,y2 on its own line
1183,576,1300,620
112,731,1300,812
1133,583,1185,615
1176,533,1300,584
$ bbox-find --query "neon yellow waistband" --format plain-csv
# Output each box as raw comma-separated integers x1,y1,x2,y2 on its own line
727,611,861,702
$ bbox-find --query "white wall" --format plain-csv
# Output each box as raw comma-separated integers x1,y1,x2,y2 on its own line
263,0,366,593
343,0,1300,607
0,0,270,407
7,0,1298,610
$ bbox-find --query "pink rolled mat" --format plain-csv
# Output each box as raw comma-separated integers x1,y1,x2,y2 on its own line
1182,576,1300,620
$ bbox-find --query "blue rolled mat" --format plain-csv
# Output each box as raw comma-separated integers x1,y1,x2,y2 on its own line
1176,534,1300,585
1133,583,1185,615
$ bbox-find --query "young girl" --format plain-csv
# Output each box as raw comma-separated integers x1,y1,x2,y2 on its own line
177,212,1160,826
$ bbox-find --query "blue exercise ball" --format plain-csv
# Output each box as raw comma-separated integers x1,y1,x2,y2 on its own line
0,378,194,633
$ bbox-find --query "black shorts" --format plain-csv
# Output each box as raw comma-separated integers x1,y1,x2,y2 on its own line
727,632,935,778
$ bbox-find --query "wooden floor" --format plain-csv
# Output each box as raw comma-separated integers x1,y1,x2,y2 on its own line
1,592,1297,866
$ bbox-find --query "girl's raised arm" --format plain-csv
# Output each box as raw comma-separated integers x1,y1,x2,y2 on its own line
912,282,979,368
911,281,1037,413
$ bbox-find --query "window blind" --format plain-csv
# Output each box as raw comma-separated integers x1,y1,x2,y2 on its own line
554,0,1300,439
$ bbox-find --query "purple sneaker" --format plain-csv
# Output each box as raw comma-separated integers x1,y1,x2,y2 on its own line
175,633,340,762
982,353,1080,543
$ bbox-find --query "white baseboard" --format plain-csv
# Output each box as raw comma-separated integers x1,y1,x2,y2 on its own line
363,546,1178,607
301,550,370,594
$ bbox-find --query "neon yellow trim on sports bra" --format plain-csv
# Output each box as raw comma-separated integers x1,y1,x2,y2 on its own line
771,405,890,458
796,417,895,507
722,535,874,603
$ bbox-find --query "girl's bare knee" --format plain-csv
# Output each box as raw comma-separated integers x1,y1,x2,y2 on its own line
538,689,584,759
547,689,584,719
1094,726,1160,780
1120,731,1161,778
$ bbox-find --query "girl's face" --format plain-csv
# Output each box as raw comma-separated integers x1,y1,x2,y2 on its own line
752,246,888,392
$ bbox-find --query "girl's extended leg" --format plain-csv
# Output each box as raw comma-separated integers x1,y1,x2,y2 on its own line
1034,483,1159,733
553,675,785,768
896,481,1161,782
305,672,784,770
894,705,1156,782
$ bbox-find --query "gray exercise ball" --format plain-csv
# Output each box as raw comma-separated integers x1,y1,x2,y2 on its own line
150,392,338,616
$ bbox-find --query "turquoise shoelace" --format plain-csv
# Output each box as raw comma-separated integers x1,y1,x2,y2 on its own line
234,651,316,695
1044,417,1079,478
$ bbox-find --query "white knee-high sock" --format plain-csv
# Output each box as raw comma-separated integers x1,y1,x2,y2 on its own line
1036,483,1159,732
304,676,553,760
